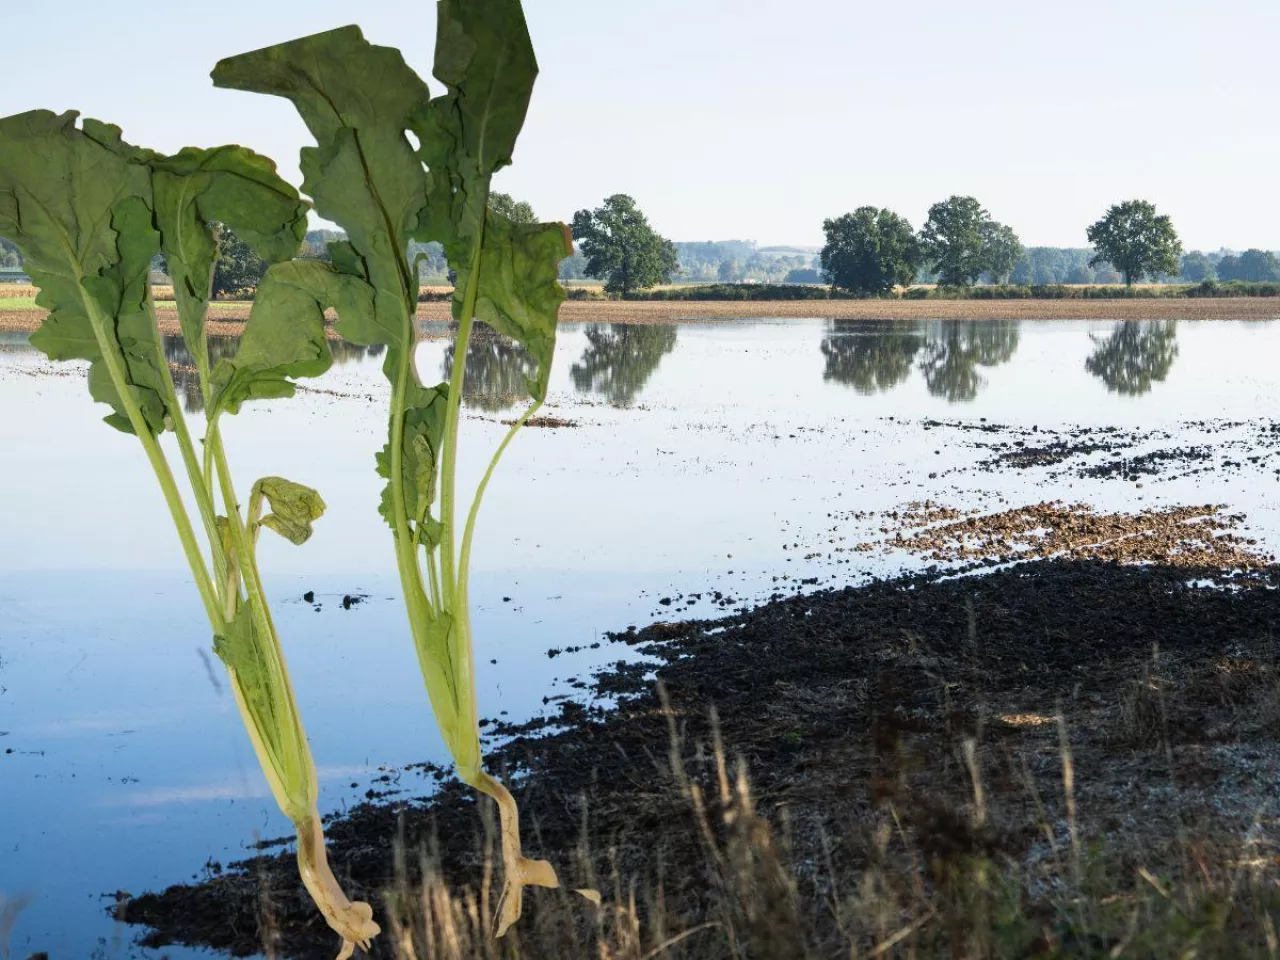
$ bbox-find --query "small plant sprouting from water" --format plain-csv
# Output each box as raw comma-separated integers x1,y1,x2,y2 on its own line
212,0,586,939
0,120,378,954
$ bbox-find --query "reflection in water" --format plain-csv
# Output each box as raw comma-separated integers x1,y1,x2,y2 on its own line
442,327,538,412
162,336,385,414
820,320,924,394
570,324,679,406
1085,321,1179,396
917,320,1021,402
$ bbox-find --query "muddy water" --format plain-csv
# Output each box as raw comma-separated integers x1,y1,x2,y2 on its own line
2,318,1279,957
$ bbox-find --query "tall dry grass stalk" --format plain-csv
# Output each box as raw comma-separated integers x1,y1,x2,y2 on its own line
378,694,1280,960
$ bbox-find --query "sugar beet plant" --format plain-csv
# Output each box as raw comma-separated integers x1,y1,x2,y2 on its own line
210,0,581,939
0,120,380,955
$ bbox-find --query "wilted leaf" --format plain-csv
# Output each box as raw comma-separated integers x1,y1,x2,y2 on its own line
375,383,450,541
252,477,326,546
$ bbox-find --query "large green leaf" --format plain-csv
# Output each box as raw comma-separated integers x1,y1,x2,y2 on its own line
464,212,569,403
433,0,539,178
211,259,372,414
414,0,539,265
212,26,431,344
0,110,167,434
150,146,308,375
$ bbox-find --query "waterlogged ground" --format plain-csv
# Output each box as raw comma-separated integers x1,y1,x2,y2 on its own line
2,318,1280,957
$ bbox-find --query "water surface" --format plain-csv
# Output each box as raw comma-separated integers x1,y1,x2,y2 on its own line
2,317,1279,957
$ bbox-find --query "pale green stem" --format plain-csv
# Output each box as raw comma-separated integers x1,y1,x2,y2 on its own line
78,291,222,629
148,303,227,593
438,191,491,603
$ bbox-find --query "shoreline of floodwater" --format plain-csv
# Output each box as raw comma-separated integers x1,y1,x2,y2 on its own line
3,295,1280,339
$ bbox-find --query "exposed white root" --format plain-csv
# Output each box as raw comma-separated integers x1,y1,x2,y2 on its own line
470,770,599,936
296,815,382,959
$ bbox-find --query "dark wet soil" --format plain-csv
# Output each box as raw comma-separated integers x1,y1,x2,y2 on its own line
118,548,1280,958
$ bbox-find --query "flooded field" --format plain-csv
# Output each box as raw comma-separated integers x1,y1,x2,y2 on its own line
3,317,1280,957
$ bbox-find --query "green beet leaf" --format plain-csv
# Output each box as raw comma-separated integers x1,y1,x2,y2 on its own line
0,111,168,434
211,260,371,414
464,212,570,403
150,146,309,378
212,26,431,348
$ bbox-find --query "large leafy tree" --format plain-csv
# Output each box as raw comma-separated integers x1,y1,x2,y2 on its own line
1086,200,1182,286
820,206,921,294
211,224,269,298
919,196,1016,288
980,221,1024,284
488,191,537,225
571,194,678,297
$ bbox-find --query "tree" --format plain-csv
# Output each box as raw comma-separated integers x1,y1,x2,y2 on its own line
571,194,679,297
1179,251,1215,283
980,221,1024,284
919,196,995,288
1215,254,1241,282
1234,249,1280,282
1085,200,1182,286
211,224,268,298
784,267,823,284
489,191,537,225
819,206,921,295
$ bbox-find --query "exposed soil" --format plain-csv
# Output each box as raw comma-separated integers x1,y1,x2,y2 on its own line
116,507,1280,958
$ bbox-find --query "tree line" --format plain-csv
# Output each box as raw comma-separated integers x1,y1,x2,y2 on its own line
4,192,1273,298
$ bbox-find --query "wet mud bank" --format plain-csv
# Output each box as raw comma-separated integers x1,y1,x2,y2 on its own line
119,538,1280,957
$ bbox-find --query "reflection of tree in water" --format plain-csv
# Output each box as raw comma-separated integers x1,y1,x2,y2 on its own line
162,335,385,414
917,320,1021,402
442,325,537,412
820,320,924,394
1085,321,1178,396
570,324,678,406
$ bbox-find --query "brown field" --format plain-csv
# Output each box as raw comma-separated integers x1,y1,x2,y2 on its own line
422,296,1280,323
3,296,1279,339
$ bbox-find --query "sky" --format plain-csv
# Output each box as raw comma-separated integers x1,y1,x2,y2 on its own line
3,0,1278,250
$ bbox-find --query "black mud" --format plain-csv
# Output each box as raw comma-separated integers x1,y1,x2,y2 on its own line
117,555,1280,958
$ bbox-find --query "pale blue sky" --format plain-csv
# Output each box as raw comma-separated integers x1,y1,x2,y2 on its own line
3,1,1277,249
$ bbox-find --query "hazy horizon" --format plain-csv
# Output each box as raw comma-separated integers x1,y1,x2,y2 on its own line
2,0,1276,250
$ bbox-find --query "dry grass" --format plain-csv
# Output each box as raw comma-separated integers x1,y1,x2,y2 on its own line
378,707,1280,960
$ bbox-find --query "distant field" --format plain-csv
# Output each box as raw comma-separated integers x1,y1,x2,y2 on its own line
0,297,37,310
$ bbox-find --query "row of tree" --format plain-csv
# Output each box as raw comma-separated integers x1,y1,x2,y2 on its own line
5,191,1268,299
820,198,1187,294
